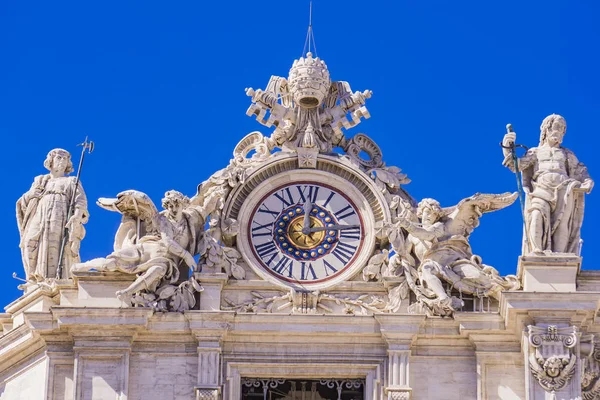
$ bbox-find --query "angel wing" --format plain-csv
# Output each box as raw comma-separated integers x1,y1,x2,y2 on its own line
554,354,577,390
553,354,577,389
97,190,159,251
529,353,554,391
190,178,228,220
583,377,600,400
442,192,517,238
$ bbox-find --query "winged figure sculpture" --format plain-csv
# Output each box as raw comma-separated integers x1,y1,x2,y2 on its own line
529,353,577,393
391,192,521,315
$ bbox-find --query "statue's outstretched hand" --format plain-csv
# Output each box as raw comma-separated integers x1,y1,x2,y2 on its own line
580,180,594,194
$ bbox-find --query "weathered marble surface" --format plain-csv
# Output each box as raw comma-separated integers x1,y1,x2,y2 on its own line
502,114,593,255
4,41,599,400
16,148,88,282
246,52,372,153
370,193,520,316
1,282,600,400
71,190,208,312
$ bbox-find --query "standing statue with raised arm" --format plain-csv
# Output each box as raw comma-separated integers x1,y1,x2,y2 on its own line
501,114,593,254
16,149,88,282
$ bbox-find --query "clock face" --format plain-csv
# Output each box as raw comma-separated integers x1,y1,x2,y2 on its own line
248,182,364,285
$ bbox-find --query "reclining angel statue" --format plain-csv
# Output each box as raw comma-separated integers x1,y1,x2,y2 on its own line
390,193,520,315
72,190,214,303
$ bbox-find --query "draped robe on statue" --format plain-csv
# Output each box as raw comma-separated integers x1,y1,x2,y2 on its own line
504,146,591,254
16,174,88,280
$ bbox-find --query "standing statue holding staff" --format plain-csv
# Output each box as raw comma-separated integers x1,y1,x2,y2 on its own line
501,114,593,254
16,145,91,282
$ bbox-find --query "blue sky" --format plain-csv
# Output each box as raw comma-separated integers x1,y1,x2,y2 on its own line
1,1,599,307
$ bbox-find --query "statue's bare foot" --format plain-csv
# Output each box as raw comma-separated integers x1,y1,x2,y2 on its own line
71,262,95,273
71,258,109,273
116,290,132,305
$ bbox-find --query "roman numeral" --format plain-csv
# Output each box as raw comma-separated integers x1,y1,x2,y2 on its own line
334,205,356,220
273,256,293,278
274,188,294,208
340,227,361,240
258,204,279,218
255,241,277,258
332,242,357,264
251,221,273,238
301,262,317,280
296,185,320,203
263,252,278,266
323,191,335,207
323,260,338,277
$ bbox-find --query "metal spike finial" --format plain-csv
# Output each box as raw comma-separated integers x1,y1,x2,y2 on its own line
56,136,95,279
302,0,318,57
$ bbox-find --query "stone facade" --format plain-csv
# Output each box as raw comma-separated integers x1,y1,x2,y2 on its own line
2,275,600,399
1,49,599,400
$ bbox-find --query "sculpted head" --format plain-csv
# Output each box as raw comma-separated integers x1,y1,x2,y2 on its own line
417,198,443,226
540,114,567,147
162,190,190,221
44,148,74,175
542,356,567,378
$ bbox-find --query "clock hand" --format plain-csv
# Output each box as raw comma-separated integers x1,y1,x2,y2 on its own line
302,199,312,234
307,224,360,233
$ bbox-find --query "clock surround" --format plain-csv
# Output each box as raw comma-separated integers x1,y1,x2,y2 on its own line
234,166,380,291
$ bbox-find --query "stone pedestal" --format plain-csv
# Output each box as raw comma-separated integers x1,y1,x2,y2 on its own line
65,271,136,307
517,254,581,292
195,273,228,311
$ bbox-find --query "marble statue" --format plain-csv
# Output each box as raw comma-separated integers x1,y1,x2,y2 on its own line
72,190,206,304
246,52,372,153
502,114,593,254
392,193,520,315
16,148,88,281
